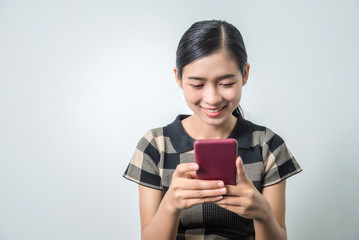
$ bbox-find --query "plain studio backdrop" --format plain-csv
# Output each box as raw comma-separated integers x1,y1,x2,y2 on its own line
1,0,359,239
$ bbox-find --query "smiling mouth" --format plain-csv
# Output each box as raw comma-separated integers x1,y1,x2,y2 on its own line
202,106,226,113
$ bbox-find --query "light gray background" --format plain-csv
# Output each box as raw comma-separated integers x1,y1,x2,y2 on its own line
1,0,358,239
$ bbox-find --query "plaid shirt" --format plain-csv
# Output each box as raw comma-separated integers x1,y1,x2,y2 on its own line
123,115,302,239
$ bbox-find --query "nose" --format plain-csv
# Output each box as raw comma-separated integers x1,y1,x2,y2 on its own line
203,85,222,106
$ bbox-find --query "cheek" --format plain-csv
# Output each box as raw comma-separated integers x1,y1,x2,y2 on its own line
182,88,201,104
224,88,242,102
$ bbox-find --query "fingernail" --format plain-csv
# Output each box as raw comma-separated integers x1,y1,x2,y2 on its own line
217,196,223,200
217,181,224,187
219,188,226,193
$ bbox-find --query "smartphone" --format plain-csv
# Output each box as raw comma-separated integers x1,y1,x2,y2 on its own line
194,138,238,185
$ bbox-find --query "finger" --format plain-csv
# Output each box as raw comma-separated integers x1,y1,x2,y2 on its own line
236,157,251,185
173,163,199,177
184,195,224,208
225,184,254,196
224,185,246,196
186,171,197,179
215,204,247,217
178,179,225,190
215,196,247,206
178,187,227,199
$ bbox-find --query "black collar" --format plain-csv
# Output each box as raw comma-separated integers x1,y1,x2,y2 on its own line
165,114,253,153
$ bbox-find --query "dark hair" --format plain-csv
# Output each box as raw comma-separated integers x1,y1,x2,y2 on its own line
175,20,248,118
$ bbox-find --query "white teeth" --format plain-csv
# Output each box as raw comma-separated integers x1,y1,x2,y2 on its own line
205,107,224,113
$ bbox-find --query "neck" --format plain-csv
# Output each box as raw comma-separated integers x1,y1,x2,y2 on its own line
181,115,237,139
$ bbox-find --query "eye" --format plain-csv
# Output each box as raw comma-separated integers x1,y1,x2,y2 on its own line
220,83,235,87
190,84,204,88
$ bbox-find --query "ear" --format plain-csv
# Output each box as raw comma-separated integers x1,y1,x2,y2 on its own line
174,67,182,88
242,63,250,86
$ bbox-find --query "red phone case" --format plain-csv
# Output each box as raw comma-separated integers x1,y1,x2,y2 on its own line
194,138,238,185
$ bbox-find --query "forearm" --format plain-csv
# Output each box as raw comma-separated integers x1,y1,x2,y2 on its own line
141,195,181,240
253,209,287,240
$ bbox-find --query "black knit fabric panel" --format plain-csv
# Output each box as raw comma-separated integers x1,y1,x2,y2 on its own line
203,203,253,238
202,181,262,238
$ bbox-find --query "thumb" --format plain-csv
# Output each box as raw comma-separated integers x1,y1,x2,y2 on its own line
236,156,251,185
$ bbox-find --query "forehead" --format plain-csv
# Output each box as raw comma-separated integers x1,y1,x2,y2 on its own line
182,50,240,78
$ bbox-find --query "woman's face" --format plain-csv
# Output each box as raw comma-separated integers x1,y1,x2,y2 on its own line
175,50,249,128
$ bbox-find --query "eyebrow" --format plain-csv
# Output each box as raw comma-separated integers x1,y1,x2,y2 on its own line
188,74,236,81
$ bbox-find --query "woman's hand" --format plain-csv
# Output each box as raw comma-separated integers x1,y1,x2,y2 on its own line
216,157,271,221
163,163,226,214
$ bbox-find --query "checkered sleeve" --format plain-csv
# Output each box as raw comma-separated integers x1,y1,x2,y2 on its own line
123,130,162,190
262,128,302,187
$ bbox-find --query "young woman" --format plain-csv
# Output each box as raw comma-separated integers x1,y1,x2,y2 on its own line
123,20,302,240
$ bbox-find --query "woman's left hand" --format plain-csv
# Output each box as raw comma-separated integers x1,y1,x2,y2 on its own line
216,156,271,221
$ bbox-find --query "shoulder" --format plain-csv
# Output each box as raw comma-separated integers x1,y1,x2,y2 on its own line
136,127,165,155
244,120,292,160
142,114,185,140
244,120,302,187
143,127,165,141
137,115,184,153
243,120,285,149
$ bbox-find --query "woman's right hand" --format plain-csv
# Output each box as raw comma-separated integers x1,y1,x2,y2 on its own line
163,163,227,214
